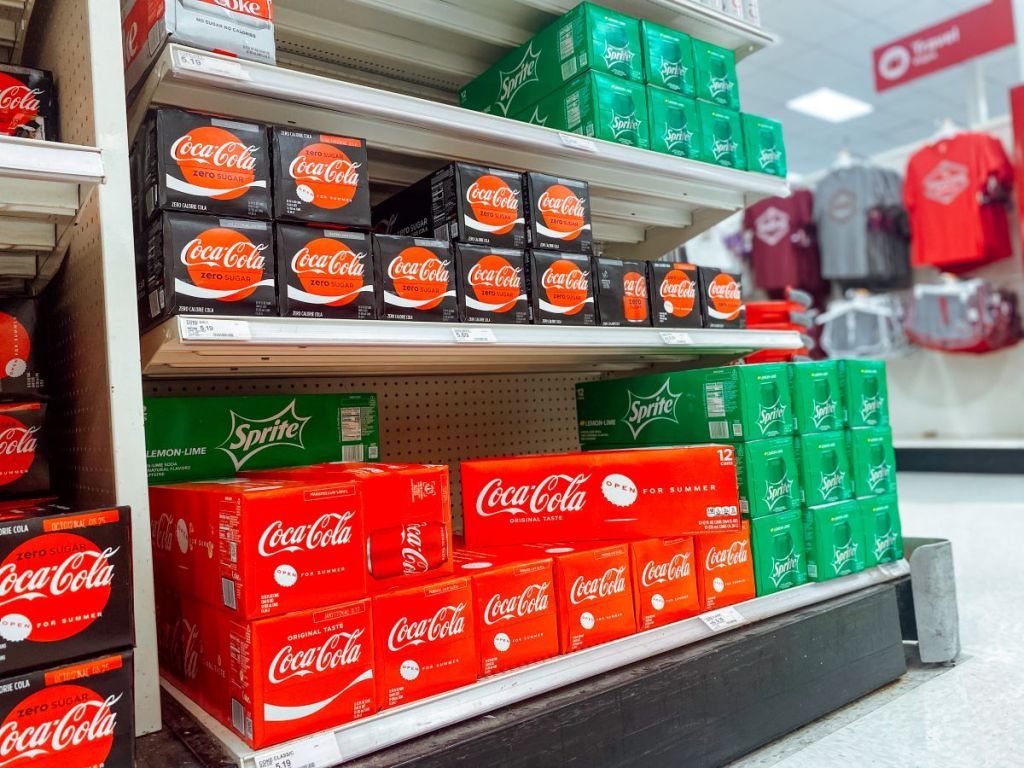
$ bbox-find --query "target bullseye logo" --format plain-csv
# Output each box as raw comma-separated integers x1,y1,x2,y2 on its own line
878,45,911,81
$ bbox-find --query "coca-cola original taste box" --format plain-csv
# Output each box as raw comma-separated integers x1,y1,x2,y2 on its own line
627,537,700,630
694,520,755,611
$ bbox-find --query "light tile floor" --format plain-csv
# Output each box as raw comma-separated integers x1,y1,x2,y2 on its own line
733,472,1024,768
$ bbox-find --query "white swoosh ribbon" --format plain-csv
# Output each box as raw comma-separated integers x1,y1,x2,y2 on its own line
175,277,274,300
384,289,456,309
288,284,374,305
165,174,267,198
708,306,742,320
263,668,374,722
534,221,591,239
0,592,45,609
538,296,593,315
463,213,525,234
465,293,526,312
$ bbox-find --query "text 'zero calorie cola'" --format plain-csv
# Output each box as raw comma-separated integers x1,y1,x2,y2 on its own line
750,509,808,596
694,519,755,610
594,257,650,326
0,64,58,140
627,537,700,630
527,249,596,325
373,235,458,322
454,244,530,324
647,261,701,328
803,500,865,582
276,225,375,320
0,401,48,498
524,172,593,254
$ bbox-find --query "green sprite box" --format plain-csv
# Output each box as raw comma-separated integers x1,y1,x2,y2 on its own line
741,113,786,177
803,500,865,582
144,393,379,484
859,494,904,567
841,359,890,428
576,363,793,448
692,39,739,110
647,86,701,159
789,360,844,434
697,102,745,169
459,2,643,118
731,437,802,518
750,508,808,595
795,430,853,507
519,70,650,149
847,426,897,498
639,20,695,97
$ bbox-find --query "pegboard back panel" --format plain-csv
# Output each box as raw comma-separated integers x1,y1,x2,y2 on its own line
145,372,599,526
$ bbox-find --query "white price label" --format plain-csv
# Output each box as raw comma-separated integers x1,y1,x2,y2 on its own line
699,606,745,633
176,50,250,81
659,331,694,345
452,327,497,343
178,317,252,342
558,132,598,152
254,733,342,768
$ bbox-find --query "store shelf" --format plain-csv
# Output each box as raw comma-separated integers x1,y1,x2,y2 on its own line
139,315,803,377
275,0,773,95
129,45,788,258
161,560,909,767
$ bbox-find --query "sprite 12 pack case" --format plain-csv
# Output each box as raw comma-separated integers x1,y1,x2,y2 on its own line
730,437,802,519
750,508,808,596
803,500,866,582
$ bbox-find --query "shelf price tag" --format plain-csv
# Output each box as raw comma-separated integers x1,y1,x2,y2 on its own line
558,132,598,153
178,317,252,342
176,50,250,81
699,606,745,633
659,331,694,345
254,733,342,768
452,327,497,343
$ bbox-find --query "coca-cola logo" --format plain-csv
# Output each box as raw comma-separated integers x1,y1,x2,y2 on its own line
289,156,359,186
0,424,37,457
170,125,259,201
268,629,364,684
474,474,589,518
466,254,522,313
160,618,201,682
180,227,268,303
659,266,696,318
540,259,590,316
541,265,589,292
660,276,695,300
292,245,365,278
388,254,450,283
387,602,466,651
467,261,521,289
623,273,647,300
399,523,429,575
466,175,521,236
483,582,550,625
622,270,649,323
202,0,273,19
704,540,749,571
257,511,355,557
706,273,742,320
0,686,120,766
569,566,626,605
288,141,361,210
536,185,586,241
641,553,691,587
290,238,367,306
388,246,452,311
0,86,40,114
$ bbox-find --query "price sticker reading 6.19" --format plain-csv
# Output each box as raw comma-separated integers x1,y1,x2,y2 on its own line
254,733,342,768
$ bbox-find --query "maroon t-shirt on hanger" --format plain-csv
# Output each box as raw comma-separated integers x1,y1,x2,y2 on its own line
743,190,825,293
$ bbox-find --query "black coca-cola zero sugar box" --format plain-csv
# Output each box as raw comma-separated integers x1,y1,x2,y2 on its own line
0,298,44,399
647,261,702,329
138,212,276,329
698,266,745,329
454,244,529,324
0,64,58,141
594,257,651,327
277,224,375,320
526,249,596,326
524,172,592,254
0,402,48,499
373,235,457,322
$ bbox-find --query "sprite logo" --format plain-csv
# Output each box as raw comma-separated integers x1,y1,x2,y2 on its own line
495,42,541,116
659,59,686,82
712,137,736,162
709,76,733,98
861,394,883,424
526,105,548,127
763,475,793,512
831,539,859,575
819,468,846,501
759,147,782,170
622,380,680,439
811,398,837,429
664,126,694,154
603,42,636,71
867,462,890,492
770,548,800,587
757,398,787,435
217,400,311,471
874,529,898,561
610,111,640,140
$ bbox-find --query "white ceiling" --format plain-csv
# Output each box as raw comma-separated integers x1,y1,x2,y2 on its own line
739,0,1021,174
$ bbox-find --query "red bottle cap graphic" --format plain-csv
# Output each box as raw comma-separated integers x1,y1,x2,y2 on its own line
660,267,696,317
622,271,648,323
170,125,260,200
386,246,453,311
0,73,40,136
466,175,522,235
707,273,742,320
180,226,270,302
290,238,368,306
0,311,29,379
540,259,590,316
536,184,587,241
466,254,522,313
288,140,361,210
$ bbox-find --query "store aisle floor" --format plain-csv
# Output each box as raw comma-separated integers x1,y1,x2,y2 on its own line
732,472,1024,768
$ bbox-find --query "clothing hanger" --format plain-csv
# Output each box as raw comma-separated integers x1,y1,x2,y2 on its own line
931,117,962,142
832,147,868,169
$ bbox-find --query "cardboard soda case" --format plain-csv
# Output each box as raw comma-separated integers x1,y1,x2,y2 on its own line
137,212,275,328
841,359,890,428
847,426,898,498
373,163,525,250
524,172,593,254
0,401,48,499
137,108,272,221
0,504,132,675
527,249,596,325
640,20,696,97
372,235,458,322
627,537,700,630
742,114,786,177
454,244,530,324
697,102,745,169
0,651,135,767
0,298,45,399
461,446,741,547
276,224,375,319
452,546,559,676
372,575,477,709
575,364,794,448
157,593,374,749
149,478,366,619
750,509,808,596
694,520,755,610
0,65,58,140
859,494,903,567
647,87,701,159
692,39,740,110
594,257,650,326
796,430,854,507
459,2,643,117
698,266,744,329
729,437,802,519
271,128,370,227
144,393,379,483
803,500,865,582
647,261,701,328
790,360,844,434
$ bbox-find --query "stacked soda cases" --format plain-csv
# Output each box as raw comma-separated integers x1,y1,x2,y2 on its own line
458,2,785,176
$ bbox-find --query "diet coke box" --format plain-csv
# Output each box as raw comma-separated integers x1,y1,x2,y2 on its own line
138,107,271,221
149,478,366,619
241,462,453,594
694,520,755,611
454,244,529,324
648,261,701,328
157,593,374,749
122,0,276,94
524,172,592,254
461,446,740,548
138,212,275,329
373,162,525,249
0,504,132,675
698,266,745,329
271,128,370,228
372,575,477,709
526,250,596,326
628,537,699,631
0,299,45,399
0,402,48,500
594,257,651,326
0,651,134,768
0,65,58,141
452,545,559,676
276,224,375,319
373,235,457,322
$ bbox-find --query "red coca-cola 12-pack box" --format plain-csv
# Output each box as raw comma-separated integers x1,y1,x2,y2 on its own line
627,537,700,630
0,401,48,499
693,519,756,611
